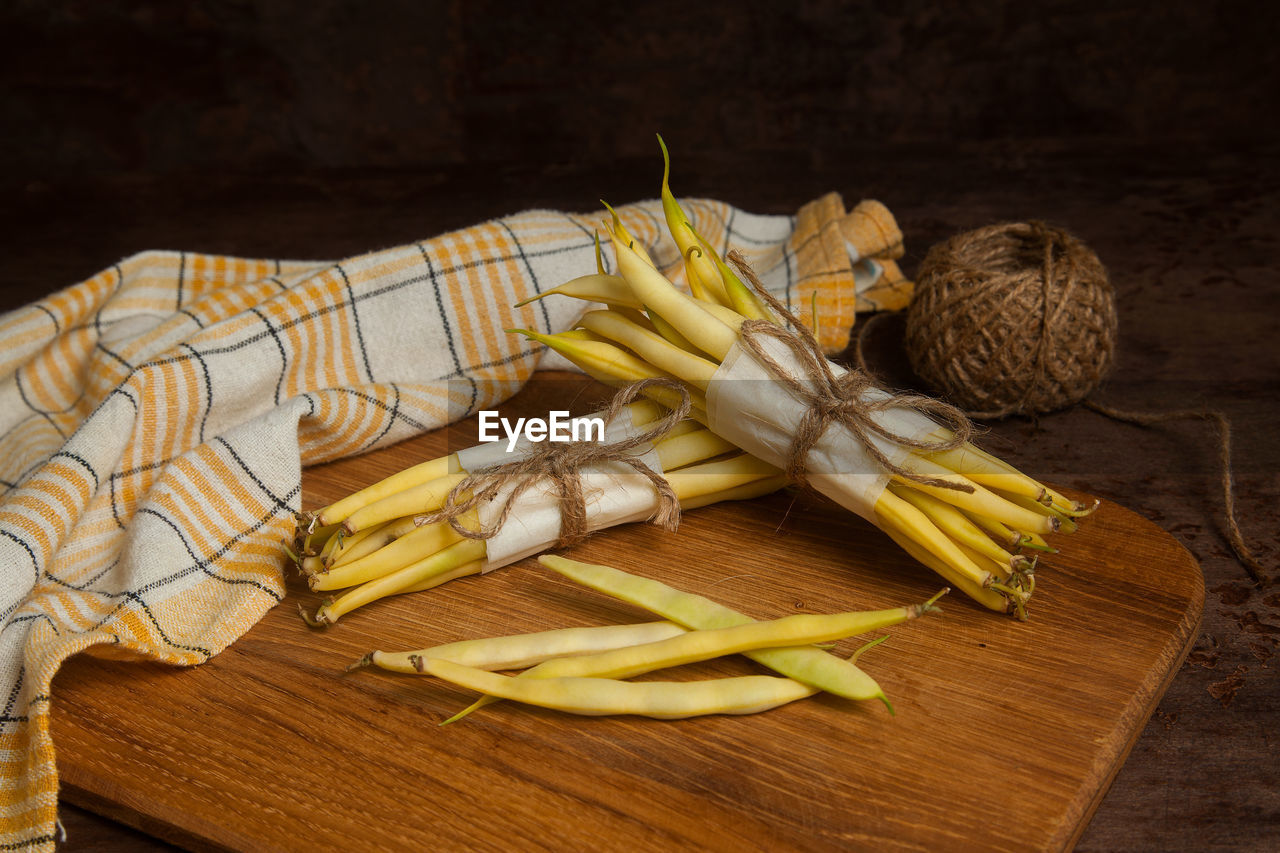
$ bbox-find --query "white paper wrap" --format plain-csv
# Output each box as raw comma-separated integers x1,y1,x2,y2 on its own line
706,336,940,523
455,412,667,572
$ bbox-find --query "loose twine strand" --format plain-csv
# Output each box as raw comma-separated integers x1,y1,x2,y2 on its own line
726,251,974,493
859,221,1266,585
417,378,692,548
1083,401,1265,585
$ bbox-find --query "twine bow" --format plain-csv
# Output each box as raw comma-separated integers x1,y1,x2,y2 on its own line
417,378,692,548
727,252,975,492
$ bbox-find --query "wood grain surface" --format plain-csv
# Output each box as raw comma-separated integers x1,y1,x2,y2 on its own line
49,374,1204,852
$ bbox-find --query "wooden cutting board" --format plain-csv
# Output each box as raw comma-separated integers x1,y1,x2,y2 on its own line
51,375,1203,852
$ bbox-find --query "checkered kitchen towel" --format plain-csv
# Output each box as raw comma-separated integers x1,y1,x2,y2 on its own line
0,192,909,846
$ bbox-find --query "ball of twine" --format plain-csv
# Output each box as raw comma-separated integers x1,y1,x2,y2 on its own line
905,221,1118,418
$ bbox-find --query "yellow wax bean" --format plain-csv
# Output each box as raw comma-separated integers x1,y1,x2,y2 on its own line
964,508,1058,554
887,483,1021,574
926,435,1089,516
695,299,748,335
311,517,468,591
1001,492,1080,533
955,539,1014,580
960,441,1088,514
612,306,657,330
357,621,688,674
315,453,460,527
426,659,816,719
300,522,341,556
678,475,787,510
874,510,1011,614
514,330,710,417
665,454,783,501
622,398,666,427
311,538,488,625
601,200,658,269
874,489,995,591
538,555,888,705
449,597,937,722
608,227,739,362
653,419,702,442
318,522,361,563
319,521,374,564
1042,489,1098,517
686,223,775,323
511,328,676,385
924,442,1048,503
894,457,1060,536
399,560,484,595
959,507,1024,550
556,329,611,343
1016,529,1056,552
645,308,703,355
654,429,738,472
341,472,468,535
657,136,732,308
593,229,607,274
524,605,931,680
578,310,720,390
328,516,420,568
513,273,645,311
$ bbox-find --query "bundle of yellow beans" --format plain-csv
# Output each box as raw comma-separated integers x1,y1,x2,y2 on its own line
351,554,946,720
508,140,1095,619
293,396,787,625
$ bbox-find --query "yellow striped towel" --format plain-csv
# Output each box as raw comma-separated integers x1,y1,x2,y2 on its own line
0,192,909,847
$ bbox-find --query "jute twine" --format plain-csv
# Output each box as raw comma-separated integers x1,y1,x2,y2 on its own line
726,251,974,495
893,222,1264,584
417,377,691,548
905,221,1117,418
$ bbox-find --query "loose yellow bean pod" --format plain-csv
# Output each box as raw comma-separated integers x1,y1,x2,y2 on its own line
538,555,891,707
448,596,939,722
426,659,817,719
354,621,688,674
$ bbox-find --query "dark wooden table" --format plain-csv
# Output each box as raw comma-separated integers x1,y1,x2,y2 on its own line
5,143,1277,850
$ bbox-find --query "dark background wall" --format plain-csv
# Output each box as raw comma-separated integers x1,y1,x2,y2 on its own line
3,0,1275,182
